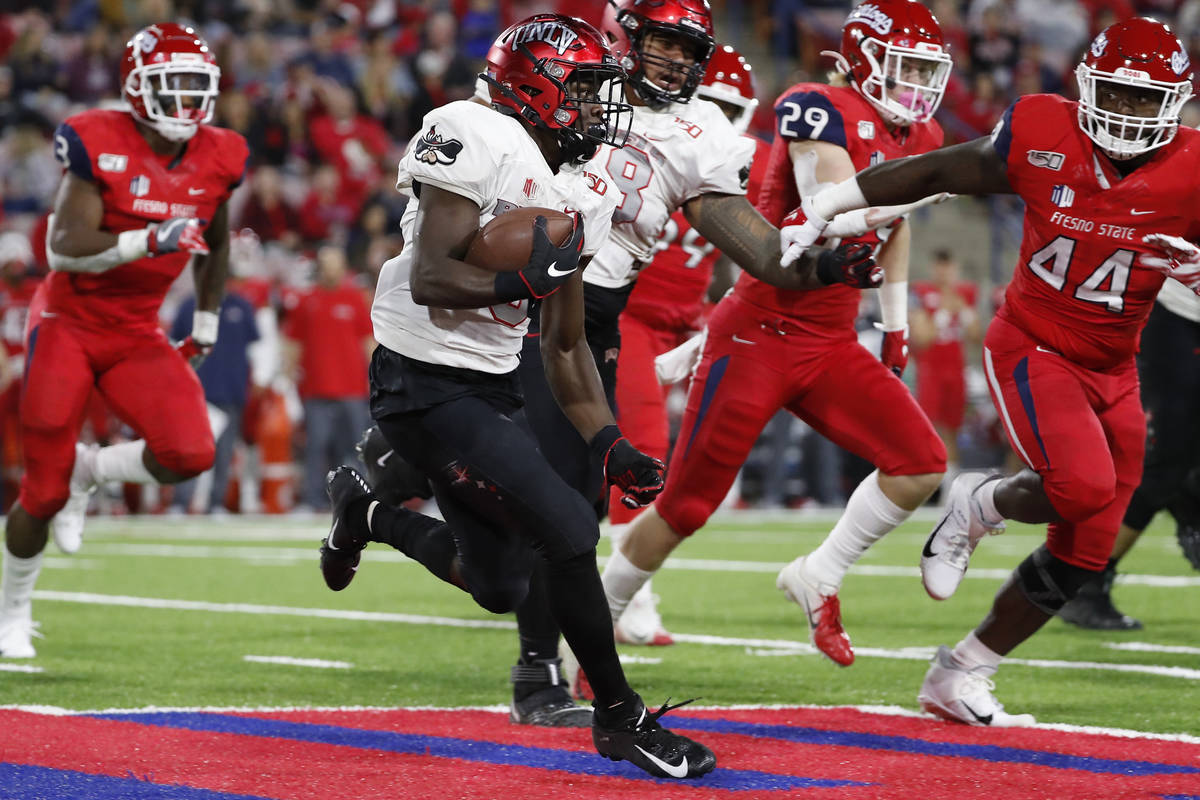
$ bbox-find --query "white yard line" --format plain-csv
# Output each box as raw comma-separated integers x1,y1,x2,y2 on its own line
0,663,43,674
243,655,353,669
1104,642,1200,656
29,590,1200,681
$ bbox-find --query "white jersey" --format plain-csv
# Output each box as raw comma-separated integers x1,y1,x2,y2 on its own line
372,101,617,374
582,98,756,289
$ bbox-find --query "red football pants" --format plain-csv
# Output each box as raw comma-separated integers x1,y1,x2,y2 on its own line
609,311,697,525
657,295,946,537
982,316,1143,570
18,315,214,519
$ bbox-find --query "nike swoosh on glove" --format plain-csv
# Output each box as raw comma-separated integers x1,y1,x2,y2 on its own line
779,196,830,268
148,217,210,256
497,212,585,301
589,425,665,509
1139,233,1200,295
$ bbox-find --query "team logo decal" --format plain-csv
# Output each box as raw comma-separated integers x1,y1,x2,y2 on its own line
522,178,540,199
1091,31,1108,58
848,3,893,36
98,153,128,173
858,120,876,140
509,19,580,55
129,175,151,197
1172,48,1190,76
1027,149,1064,171
413,126,464,166
1051,184,1075,208
869,151,885,167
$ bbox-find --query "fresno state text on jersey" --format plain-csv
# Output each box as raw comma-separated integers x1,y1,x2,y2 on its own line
992,93,1200,369
49,109,248,329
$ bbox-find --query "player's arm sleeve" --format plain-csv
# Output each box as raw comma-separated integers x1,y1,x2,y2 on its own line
399,108,499,209
689,126,757,199
52,122,94,181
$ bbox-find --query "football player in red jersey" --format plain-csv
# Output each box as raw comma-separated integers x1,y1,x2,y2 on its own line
0,232,41,510
790,17,1200,725
606,44,767,647
0,24,248,659
601,0,952,667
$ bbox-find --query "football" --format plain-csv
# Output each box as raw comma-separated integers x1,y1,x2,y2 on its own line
464,207,574,272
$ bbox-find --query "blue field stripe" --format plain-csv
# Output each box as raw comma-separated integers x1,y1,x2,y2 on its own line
667,718,1200,777
0,763,273,800
89,712,865,791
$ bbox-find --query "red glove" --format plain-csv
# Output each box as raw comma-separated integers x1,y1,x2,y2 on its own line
879,326,909,377
175,337,213,368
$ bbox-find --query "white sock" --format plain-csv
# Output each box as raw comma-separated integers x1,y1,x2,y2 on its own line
1,549,43,619
601,547,655,622
975,478,1005,526
93,440,156,484
942,462,959,494
950,631,1003,676
804,470,910,588
607,523,629,550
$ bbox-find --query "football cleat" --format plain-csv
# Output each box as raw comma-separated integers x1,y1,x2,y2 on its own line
510,657,593,727
1177,522,1200,571
52,443,99,555
319,466,373,591
918,645,1035,727
1058,565,1142,630
592,696,716,779
776,556,854,666
921,473,1006,600
0,615,42,659
614,582,675,646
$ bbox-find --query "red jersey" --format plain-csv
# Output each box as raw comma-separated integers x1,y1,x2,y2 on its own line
992,93,1200,370
47,110,249,330
282,282,372,400
738,83,943,332
626,136,771,329
0,276,41,357
912,280,977,375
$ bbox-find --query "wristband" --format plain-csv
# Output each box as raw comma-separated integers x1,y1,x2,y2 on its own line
878,280,908,331
494,271,529,303
588,424,623,463
192,309,220,346
812,177,868,222
118,228,151,262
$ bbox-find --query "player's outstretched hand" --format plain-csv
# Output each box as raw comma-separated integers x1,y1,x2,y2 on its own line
518,212,584,299
590,425,665,509
816,242,881,288
1140,233,1200,295
877,325,909,377
175,336,212,369
780,196,830,267
148,217,210,256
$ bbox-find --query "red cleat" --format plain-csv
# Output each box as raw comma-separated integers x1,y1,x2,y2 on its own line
776,556,855,666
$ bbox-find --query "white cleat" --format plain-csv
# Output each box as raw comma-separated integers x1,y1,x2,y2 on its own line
0,615,42,659
52,443,99,555
921,473,1005,600
614,582,674,646
918,645,1035,727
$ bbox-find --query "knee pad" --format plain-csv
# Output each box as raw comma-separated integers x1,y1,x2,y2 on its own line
357,424,433,506
155,440,216,479
1015,544,1101,614
1047,474,1117,523
658,493,711,539
17,482,69,521
471,578,530,615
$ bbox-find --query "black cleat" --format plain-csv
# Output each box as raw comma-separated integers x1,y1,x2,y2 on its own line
510,658,593,727
1058,565,1141,631
592,696,716,779
356,425,433,507
319,466,373,591
1177,522,1200,571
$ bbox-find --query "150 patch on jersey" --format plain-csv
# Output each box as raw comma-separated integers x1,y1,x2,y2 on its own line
413,125,464,166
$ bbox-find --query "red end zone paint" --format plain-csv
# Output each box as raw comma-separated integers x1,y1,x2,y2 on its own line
2,706,1198,800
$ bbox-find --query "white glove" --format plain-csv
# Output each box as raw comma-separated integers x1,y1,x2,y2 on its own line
779,195,830,268
1139,233,1200,295
654,330,706,385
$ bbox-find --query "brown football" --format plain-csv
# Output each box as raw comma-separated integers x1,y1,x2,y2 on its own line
464,207,574,272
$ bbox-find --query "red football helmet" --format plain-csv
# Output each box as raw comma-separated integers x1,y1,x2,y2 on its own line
601,0,716,108
696,44,758,133
827,0,951,126
122,24,220,142
484,14,633,163
1076,18,1194,160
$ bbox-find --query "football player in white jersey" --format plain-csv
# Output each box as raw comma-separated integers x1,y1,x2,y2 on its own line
318,15,719,778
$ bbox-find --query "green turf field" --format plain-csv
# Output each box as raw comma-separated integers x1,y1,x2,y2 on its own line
4,511,1197,737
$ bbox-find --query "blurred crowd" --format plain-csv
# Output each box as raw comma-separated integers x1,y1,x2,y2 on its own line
0,0,1195,514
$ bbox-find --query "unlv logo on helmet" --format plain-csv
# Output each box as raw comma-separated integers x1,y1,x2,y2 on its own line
509,19,581,56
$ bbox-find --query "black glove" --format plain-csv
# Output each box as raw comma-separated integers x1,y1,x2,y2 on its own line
815,242,881,288
494,212,585,301
589,424,665,509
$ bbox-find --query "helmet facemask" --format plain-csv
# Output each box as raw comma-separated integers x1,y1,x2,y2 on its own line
126,59,220,141
1075,66,1192,159
622,22,713,109
845,37,950,126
